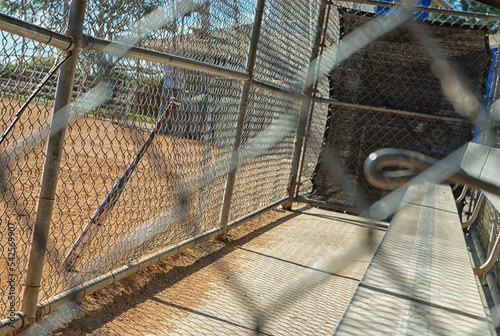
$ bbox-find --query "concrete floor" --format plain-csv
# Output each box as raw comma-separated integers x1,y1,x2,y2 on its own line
50,190,492,336
148,206,387,336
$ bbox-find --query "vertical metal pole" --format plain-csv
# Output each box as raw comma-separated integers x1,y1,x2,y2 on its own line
483,45,500,146
219,0,266,237
283,0,329,210
20,0,87,325
295,1,332,197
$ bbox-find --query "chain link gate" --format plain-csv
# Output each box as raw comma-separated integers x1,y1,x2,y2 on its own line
0,0,499,334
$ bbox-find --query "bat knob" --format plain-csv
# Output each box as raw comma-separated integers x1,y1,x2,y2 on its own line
170,97,181,106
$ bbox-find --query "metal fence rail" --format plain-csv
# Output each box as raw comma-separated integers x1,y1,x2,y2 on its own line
0,0,326,332
1,0,500,334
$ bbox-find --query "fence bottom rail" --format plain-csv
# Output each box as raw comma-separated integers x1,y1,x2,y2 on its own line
0,197,290,335
295,195,361,215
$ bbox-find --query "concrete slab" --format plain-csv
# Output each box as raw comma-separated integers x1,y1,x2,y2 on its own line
151,206,387,335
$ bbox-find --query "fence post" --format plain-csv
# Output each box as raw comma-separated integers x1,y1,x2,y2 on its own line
20,0,87,326
295,1,333,200
283,0,329,210
218,0,266,237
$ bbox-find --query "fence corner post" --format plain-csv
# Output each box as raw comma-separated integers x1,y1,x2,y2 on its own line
283,0,329,211
20,0,87,326
218,0,266,238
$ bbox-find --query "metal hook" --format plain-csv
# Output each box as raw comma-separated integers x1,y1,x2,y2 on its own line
363,148,500,197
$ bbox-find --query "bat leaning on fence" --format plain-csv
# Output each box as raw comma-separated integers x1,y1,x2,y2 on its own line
62,98,181,271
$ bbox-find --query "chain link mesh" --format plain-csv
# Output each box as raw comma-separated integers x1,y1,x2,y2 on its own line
229,88,299,222
0,0,264,319
253,1,319,91
0,0,326,320
298,5,341,195
39,55,246,298
1,0,70,32
1,0,500,333
0,0,72,315
299,5,499,209
0,21,62,322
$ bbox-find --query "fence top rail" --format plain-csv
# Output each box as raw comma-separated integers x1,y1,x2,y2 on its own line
342,0,500,20
0,12,73,51
0,11,311,99
81,35,250,82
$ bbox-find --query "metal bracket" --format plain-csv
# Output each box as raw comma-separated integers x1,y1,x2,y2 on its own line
455,185,469,204
474,230,500,275
462,193,486,229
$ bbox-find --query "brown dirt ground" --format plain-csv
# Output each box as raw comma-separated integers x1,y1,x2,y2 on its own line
0,96,293,331
0,97,222,315
33,207,293,335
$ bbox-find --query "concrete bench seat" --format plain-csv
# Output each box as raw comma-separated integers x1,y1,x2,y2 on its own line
333,182,492,335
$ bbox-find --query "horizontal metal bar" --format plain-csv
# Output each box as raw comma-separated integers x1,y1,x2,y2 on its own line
36,226,222,320
295,195,361,214
0,313,26,336
227,197,291,230
313,96,477,124
0,13,73,51
345,0,500,20
0,15,310,99
251,80,304,99
34,197,290,323
364,148,500,196
82,36,250,81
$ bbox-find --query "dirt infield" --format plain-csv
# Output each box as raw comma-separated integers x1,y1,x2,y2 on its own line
49,208,293,335
0,97,224,316
42,204,385,335
0,97,53,318
0,94,295,327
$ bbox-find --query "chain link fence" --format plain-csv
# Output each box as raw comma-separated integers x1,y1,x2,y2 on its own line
299,5,500,211
1,0,500,333
0,0,323,330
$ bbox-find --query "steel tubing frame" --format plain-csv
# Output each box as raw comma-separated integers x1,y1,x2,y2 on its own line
313,97,478,125
19,0,88,327
284,0,330,210
1,0,498,332
218,0,266,236
82,36,250,82
0,0,290,332
0,196,290,336
0,13,73,51
343,0,500,20
295,2,335,201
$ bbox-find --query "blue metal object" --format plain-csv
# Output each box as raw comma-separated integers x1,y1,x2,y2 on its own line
474,46,499,142
376,0,431,20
